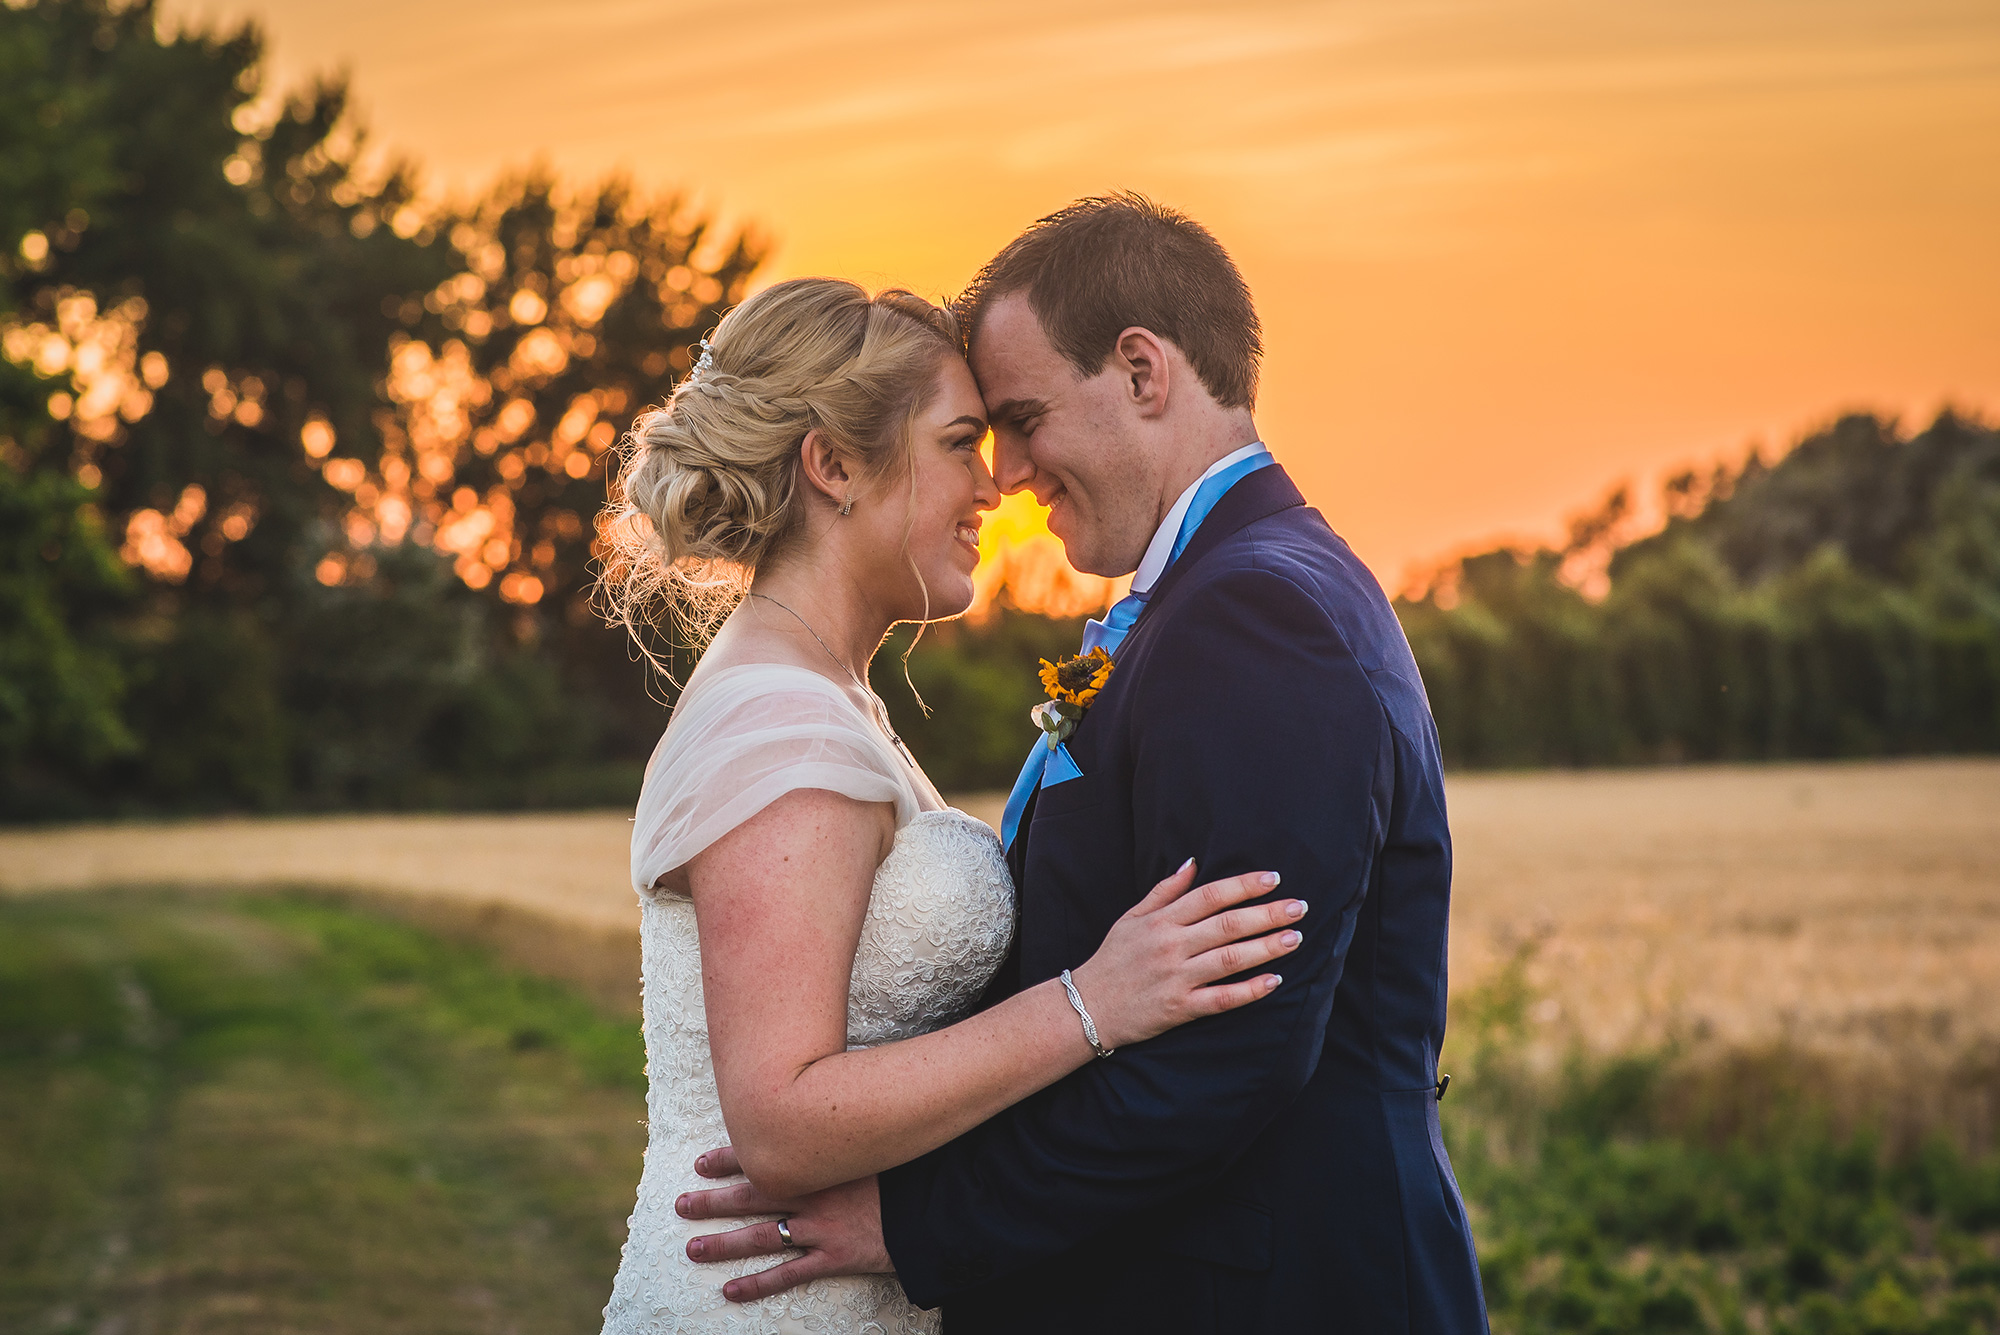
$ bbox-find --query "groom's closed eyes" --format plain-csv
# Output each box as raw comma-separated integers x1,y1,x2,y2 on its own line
987,398,1050,439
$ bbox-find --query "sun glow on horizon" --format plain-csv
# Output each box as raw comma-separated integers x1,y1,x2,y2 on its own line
968,486,1128,621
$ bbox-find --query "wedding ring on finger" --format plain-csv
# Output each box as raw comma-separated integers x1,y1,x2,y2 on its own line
776,1218,796,1248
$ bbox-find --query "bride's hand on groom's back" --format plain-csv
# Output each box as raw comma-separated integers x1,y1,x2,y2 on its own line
1069,860,1306,1052
675,1147,891,1302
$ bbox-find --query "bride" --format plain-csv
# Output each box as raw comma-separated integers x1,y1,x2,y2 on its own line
594,278,1305,1335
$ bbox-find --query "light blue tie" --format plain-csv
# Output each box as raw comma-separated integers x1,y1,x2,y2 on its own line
1000,448,1273,849
1079,589,1146,657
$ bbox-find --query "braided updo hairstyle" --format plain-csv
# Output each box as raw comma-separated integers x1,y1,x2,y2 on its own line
599,278,962,657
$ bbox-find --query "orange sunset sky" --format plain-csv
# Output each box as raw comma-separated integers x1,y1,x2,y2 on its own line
172,0,2000,594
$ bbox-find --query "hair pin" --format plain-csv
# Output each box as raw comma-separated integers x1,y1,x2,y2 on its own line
686,335,716,384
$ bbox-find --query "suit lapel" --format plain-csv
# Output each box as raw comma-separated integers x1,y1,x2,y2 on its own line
1126,464,1307,642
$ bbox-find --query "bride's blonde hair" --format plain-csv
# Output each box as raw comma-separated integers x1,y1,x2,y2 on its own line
598,279,961,663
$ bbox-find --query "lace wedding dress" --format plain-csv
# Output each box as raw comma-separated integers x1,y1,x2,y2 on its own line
602,664,1016,1335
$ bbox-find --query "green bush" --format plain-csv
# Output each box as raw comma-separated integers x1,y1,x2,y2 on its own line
1444,957,2000,1334
0,460,133,816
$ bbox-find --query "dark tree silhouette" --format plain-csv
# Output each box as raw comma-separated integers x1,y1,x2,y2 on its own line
0,0,762,816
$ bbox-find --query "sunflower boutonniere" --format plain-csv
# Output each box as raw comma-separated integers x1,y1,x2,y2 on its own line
1030,647,1115,750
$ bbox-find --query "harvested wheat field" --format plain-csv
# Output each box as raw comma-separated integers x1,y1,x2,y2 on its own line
5,761,1996,1067
1445,759,2000,1065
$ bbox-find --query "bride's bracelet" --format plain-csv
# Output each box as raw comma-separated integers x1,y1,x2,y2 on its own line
1060,968,1115,1058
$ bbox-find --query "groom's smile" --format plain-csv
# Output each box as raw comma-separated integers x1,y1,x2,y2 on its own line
1033,479,1070,536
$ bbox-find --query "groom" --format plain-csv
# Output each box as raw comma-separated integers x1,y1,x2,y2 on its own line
678,194,1489,1333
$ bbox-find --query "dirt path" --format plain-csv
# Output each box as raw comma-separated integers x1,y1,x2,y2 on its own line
6,765,1996,1058
1,809,659,933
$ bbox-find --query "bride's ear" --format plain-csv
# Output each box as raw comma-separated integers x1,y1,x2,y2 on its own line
797,428,856,508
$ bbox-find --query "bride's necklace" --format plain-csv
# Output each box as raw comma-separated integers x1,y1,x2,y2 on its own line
749,592,916,768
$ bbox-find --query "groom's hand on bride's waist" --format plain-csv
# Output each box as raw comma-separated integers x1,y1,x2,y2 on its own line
677,1145,892,1302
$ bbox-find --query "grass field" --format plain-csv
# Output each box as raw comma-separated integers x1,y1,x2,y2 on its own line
0,891,646,1335
3,889,1997,1335
3,760,1997,1332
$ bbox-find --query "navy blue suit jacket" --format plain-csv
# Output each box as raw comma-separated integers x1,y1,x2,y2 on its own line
877,466,1488,1334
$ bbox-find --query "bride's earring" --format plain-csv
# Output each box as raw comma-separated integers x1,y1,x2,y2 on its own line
839,496,854,516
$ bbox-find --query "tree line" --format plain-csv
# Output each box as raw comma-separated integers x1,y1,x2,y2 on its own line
1397,411,2000,768
869,409,2000,788
2,0,757,818
3,0,1994,820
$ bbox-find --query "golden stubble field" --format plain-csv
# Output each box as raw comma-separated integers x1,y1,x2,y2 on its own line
5,759,1997,1070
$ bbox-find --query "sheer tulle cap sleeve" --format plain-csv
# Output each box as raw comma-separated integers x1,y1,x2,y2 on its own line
631,664,918,894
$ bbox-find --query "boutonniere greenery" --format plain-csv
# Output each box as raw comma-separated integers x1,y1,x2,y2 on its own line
1031,648,1115,750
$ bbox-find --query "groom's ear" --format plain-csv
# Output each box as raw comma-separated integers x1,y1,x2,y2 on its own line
1112,326,1171,419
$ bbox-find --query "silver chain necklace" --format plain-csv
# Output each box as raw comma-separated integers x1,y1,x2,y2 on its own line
749,592,916,768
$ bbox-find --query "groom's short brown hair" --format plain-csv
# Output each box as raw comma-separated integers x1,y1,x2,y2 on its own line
956,192,1263,410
